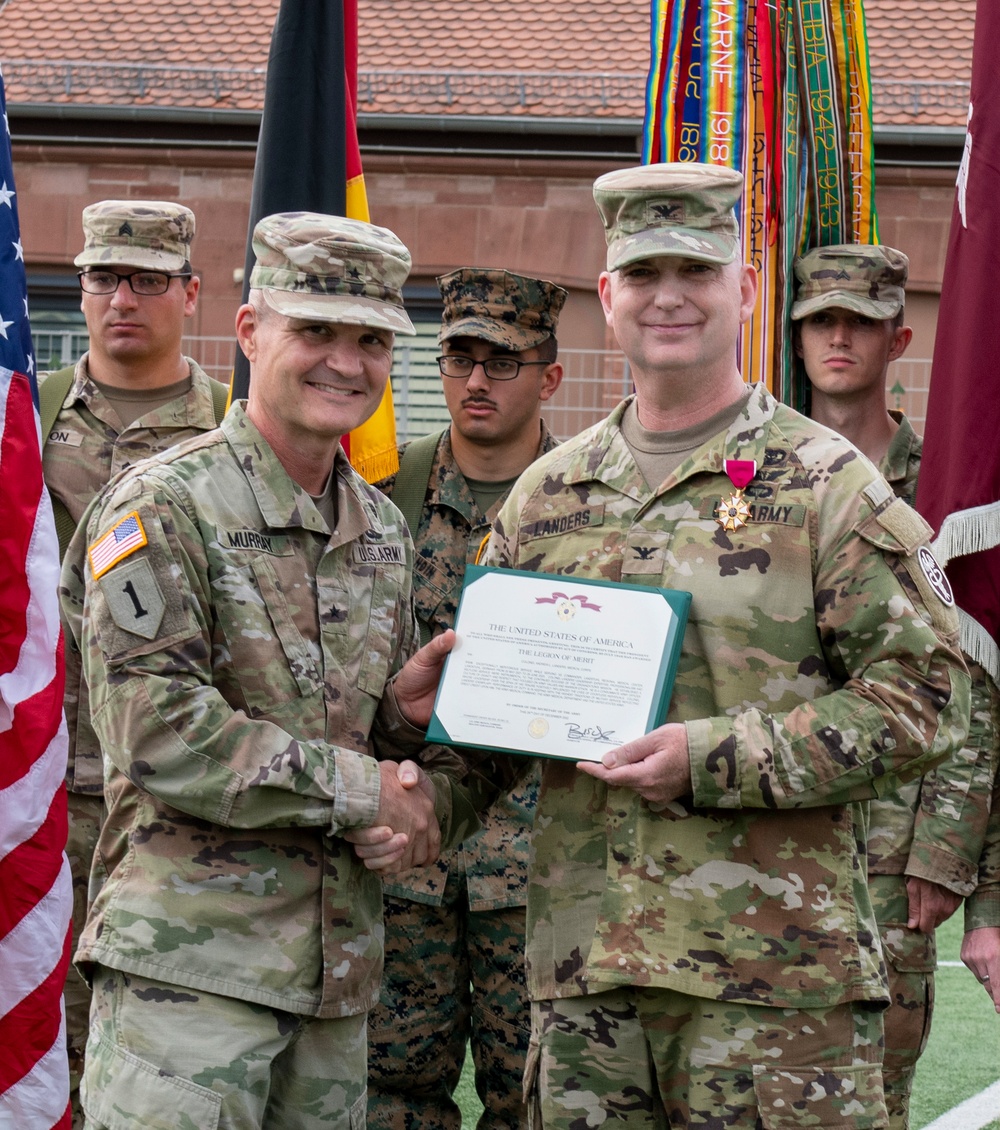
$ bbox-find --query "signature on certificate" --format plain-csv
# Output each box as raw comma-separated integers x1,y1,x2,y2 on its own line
565,723,616,744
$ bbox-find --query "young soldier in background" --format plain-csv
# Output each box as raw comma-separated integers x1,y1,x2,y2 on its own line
793,243,995,1129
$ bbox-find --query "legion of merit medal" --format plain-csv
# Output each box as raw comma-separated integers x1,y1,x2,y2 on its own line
716,459,757,532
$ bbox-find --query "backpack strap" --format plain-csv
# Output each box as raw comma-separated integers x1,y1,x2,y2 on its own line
389,429,447,648
39,364,77,447
209,377,230,425
392,430,446,542
38,365,79,560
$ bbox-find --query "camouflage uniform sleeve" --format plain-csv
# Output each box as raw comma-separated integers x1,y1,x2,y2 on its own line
483,500,518,568
58,493,95,714
371,673,482,850
685,490,971,810
906,663,998,895
422,749,489,853
370,588,484,852
58,493,105,794
81,478,383,835
965,678,1000,931
59,499,91,654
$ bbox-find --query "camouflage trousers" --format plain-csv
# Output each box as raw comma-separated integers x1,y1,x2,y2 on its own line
81,965,367,1130
869,875,936,1130
526,987,888,1129
65,790,104,1130
367,871,530,1130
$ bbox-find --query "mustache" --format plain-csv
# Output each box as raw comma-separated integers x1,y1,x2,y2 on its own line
462,396,497,409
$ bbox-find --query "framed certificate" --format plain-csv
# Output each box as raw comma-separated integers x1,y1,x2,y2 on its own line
425,567,691,761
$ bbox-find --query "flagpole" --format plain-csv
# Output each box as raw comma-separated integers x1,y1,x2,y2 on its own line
0,63,73,1130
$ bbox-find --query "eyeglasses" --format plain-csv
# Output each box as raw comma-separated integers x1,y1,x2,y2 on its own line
436,355,549,382
78,270,192,296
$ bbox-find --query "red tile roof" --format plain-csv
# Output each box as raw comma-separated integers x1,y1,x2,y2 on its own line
865,0,974,128
0,0,975,128
0,1,274,76
355,0,649,117
0,0,273,110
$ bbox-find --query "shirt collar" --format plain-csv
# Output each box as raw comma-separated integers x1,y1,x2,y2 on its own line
221,401,378,543
429,419,560,520
882,410,923,484
560,383,777,497
69,353,220,432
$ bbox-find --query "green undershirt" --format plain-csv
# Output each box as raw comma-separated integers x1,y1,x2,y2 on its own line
464,474,520,517
90,373,193,431
621,387,752,492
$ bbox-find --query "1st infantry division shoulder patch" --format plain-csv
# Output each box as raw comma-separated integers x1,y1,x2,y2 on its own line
88,510,148,579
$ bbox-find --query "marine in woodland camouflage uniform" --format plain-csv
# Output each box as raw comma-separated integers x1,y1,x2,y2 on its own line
484,165,971,1128
40,199,225,1121
794,245,997,1127
63,213,484,1130
368,269,565,1130
963,682,1000,1010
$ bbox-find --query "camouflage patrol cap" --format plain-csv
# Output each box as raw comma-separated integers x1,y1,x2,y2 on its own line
593,162,743,271
436,268,568,350
74,200,195,271
791,244,909,320
249,212,416,335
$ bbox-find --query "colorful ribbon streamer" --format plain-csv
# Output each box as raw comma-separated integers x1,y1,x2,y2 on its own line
641,0,879,407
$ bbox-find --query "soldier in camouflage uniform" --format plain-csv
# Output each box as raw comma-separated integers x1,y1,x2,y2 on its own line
39,200,227,1123
483,164,971,1128
368,269,566,1129
793,243,998,1128
62,213,486,1130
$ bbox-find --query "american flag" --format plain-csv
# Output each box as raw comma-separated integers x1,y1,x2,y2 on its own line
87,512,146,579
0,64,73,1128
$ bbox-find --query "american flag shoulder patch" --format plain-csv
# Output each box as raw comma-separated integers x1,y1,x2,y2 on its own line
88,510,148,579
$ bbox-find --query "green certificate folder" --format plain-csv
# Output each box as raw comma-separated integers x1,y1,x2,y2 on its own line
425,566,691,761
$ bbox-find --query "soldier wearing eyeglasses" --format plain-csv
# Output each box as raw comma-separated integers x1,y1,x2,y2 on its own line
368,269,565,1130
39,199,227,1124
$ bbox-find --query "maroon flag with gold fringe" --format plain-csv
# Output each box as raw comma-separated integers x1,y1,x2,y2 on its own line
916,0,1000,686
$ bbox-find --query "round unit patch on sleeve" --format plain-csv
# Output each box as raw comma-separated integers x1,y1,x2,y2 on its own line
917,546,955,607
